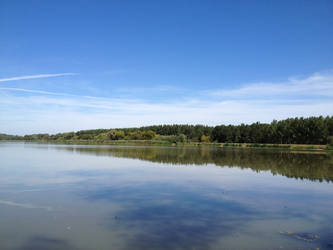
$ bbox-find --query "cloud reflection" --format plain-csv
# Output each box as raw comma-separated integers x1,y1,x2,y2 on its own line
84,183,257,250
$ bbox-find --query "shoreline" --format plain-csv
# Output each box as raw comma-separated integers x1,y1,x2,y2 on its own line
2,140,332,151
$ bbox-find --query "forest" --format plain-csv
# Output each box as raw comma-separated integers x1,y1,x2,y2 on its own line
1,116,333,145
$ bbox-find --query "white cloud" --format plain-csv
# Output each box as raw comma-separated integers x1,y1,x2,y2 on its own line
0,71,332,135
0,73,77,82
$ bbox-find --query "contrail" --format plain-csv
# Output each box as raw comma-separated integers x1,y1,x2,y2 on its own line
0,73,77,82
0,87,75,96
0,87,115,100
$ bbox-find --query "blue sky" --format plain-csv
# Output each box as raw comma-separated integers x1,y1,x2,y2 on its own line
0,0,333,135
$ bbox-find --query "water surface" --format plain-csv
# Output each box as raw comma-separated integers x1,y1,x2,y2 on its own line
0,142,332,250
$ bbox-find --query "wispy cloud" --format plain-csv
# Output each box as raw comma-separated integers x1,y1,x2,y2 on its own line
210,71,333,99
0,73,77,82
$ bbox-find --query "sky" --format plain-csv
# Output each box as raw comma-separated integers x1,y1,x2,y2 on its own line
0,0,333,135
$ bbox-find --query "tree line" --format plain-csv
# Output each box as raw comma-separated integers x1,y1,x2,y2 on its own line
1,116,333,145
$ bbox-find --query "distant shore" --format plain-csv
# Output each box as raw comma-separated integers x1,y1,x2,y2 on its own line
2,116,333,149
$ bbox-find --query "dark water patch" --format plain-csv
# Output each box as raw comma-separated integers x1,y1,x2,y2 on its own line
114,203,249,250
317,226,333,250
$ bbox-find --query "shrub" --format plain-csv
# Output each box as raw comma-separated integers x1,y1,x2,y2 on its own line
328,136,333,146
176,134,187,143
200,135,210,142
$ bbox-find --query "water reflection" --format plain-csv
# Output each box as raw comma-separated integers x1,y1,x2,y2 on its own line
57,146,333,182
89,184,256,250
1,143,333,250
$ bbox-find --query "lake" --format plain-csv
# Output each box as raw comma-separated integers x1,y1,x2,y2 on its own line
0,142,332,250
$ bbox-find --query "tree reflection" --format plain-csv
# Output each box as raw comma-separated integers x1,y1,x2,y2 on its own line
58,146,333,182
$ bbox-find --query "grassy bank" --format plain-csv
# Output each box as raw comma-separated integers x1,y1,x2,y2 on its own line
181,142,330,151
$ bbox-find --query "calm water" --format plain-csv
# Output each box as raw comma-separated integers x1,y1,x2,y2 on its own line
0,142,333,250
